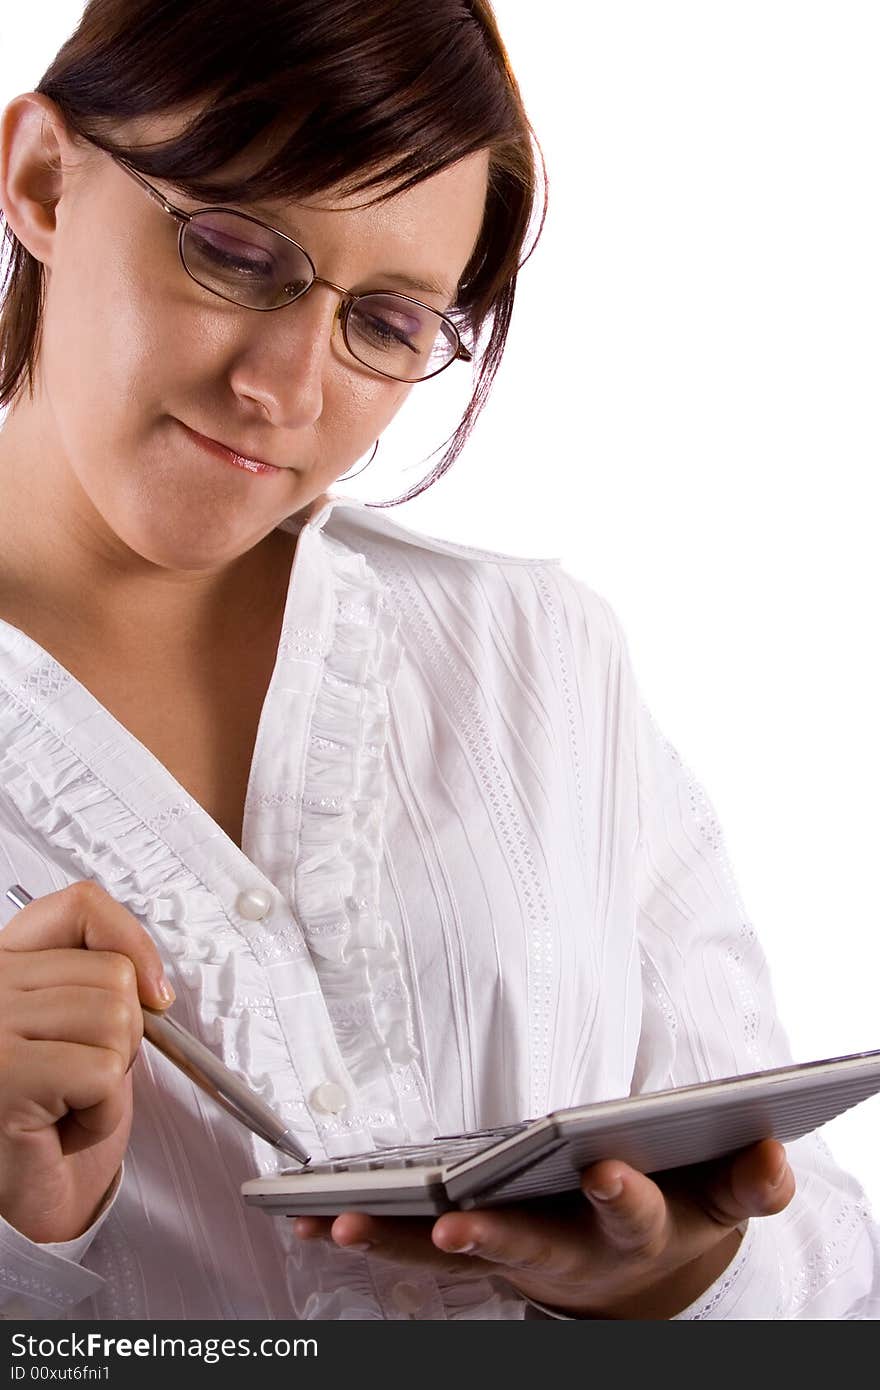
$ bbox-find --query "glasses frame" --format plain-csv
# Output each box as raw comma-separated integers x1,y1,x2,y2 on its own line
97,145,472,384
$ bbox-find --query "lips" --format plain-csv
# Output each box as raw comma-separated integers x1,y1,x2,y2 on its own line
180,421,281,473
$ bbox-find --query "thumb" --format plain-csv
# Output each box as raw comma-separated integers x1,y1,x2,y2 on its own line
690,1139,795,1226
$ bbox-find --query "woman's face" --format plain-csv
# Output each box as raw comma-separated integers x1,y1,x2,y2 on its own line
2,98,489,574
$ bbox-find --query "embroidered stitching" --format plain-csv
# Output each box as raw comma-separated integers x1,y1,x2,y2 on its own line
17,658,72,706
533,569,588,856
785,1199,874,1315
357,543,555,1116
277,625,326,661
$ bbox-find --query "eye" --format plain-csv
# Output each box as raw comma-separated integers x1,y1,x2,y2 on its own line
354,311,419,349
186,217,277,278
348,297,430,354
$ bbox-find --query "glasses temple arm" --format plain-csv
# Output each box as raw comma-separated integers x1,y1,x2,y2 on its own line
110,154,190,225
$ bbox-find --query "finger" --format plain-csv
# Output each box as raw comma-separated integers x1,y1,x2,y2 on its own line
57,1072,133,1153
693,1139,796,1226
574,1161,669,1260
432,1197,600,1280
7,985,143,1065
0,881,173,1009
293,1211,472,1276
328,1212,440,1256
3,1038,128,1131
292,1210,427,1249
5,948,152,995
290,1216,334,1241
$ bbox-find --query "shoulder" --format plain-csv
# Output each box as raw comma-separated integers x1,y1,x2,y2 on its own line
307,497,630,671
309,494,557,568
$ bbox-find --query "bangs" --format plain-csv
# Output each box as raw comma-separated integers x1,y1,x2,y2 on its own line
52,1,524,209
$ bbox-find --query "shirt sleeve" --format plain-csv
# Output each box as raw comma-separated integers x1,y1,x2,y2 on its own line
616,612,880,1319
0,1167,121,1319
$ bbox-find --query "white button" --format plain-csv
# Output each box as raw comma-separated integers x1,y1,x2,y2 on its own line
235,888,272,921
309,1082,348,1114
391,1281,427,1315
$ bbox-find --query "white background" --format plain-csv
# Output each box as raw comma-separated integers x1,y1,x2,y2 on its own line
2,3,878,1215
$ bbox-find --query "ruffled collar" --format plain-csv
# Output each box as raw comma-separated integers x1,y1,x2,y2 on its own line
285,490,558,566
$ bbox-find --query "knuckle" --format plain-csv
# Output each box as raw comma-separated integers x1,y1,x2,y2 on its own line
629,1226,666,1262
103,995,135,1039
95,1048,127,1090
66,879,106,913
105,953,138,995
699,1193,741,1230
613,1209,667,1260
522,1237,560,1275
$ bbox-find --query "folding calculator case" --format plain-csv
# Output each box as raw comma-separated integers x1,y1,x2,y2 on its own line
242,1048,880,1216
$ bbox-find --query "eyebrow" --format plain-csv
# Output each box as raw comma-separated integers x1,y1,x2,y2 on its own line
365,269,455,303
180,183,456,306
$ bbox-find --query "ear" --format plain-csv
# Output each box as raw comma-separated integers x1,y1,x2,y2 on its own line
0,92,84,268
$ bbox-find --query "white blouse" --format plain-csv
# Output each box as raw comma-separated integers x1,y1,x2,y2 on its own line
0,495,877,1320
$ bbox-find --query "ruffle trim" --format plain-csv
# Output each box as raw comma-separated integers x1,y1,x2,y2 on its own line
294,536,433,1136
0,704,309,1124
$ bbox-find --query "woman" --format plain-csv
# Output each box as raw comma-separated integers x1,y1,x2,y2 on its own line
0,0,876,1320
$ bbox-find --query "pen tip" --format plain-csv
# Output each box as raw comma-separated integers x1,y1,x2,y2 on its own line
277,1131,310,1165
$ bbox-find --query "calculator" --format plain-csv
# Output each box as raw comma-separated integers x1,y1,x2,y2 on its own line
241,1047,880,1216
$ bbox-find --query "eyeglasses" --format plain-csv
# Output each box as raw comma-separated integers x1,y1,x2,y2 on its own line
103,148,473,384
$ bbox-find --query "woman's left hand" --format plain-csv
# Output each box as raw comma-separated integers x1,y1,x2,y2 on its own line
290,1137,795,1318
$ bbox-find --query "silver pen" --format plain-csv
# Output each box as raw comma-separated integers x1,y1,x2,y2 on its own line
4,885,310,1166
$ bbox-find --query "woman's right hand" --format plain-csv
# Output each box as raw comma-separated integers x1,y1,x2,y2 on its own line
0,880,174,1244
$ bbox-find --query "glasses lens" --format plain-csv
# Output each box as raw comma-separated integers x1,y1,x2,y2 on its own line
345,294,459,382
182,211,312,309
182,215,461,382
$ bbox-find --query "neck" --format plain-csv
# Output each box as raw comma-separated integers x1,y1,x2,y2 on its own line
0,403,299,658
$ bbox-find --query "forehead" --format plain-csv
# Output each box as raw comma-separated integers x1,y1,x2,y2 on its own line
242,154,492,256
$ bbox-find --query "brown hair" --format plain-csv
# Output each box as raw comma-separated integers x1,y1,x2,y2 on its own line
0,0,546,506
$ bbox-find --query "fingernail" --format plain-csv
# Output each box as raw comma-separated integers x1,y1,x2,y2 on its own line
156,978,176,1005
338,1241,371,1252
769,1155,789,1187
433,1223,480,1254
586,1176,623,1202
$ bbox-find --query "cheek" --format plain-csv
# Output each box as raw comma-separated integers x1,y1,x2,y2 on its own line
322,375,410,452
41,228,171,436
306,378,408,485
346,378,412,436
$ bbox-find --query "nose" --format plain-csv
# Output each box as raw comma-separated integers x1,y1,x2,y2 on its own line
228,284,341,429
